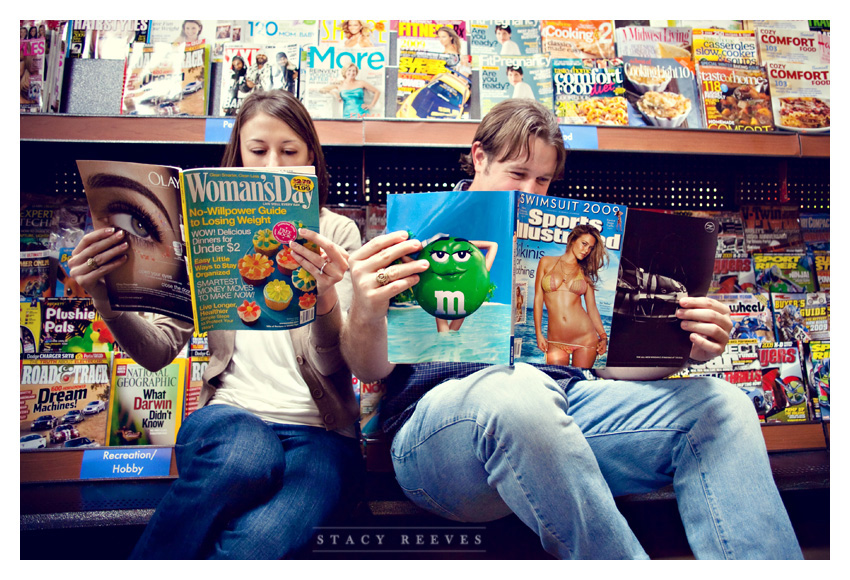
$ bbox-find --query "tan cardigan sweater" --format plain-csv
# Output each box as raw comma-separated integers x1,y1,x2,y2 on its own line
102,208,362,431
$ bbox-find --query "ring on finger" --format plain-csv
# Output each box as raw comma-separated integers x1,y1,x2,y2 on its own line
319,260,328,275
375,268,390,286
86,257,100,271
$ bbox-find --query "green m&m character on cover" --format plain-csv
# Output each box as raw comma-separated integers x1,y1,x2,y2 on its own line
412,235,498,333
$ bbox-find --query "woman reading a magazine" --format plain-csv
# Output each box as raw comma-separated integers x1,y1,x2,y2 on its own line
533,224,608,368
67,89,363,560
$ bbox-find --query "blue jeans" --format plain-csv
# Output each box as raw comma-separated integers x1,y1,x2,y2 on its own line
131,404,363,559
391,363,803,559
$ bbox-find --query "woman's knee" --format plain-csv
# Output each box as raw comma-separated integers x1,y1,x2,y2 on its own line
176,405,285,486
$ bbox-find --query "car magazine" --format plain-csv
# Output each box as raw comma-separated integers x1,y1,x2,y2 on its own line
804,340,829,421
475,53,553,117
386,190,516,365
622,56,703,129
299,44,387,119
758,342,809,423
468,20,542,56
553,58,628,126
771,291,830,343
753,252,815,293
387,191,717,370
740,204,804,252
604,209,718,367
20,352,111,450
121,41,210,117
106,357,186,446
395,49,472,119
77,160,193,323
711,292,775,344
180,166,320,334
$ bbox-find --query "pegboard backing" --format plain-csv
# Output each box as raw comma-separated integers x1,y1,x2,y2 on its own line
21,140,829,212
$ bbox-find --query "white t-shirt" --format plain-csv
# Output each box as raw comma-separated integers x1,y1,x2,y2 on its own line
500,40,521,55
511,81,535,100
211,330,355,436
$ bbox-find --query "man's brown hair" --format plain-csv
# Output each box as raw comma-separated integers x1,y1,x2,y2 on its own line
460,99,567,180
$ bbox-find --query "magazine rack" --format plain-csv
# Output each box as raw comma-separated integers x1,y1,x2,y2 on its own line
20,114,830,558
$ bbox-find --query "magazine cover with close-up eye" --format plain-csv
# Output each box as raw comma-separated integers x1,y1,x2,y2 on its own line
605,209,719,367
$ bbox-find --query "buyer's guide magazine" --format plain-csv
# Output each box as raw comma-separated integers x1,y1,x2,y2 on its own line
181,166,320,333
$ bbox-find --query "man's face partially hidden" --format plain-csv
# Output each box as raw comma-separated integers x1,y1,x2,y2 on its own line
469,136,558,196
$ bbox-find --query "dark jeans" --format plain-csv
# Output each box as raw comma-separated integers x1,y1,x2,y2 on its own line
130,404,363,559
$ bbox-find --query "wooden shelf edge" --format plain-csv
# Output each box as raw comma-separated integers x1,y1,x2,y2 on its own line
21,447,178,483
799,134,831,158
762,422,827,452
596,127,801,157
22,115,824,157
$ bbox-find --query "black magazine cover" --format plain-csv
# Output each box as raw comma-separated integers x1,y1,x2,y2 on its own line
606,209,719,367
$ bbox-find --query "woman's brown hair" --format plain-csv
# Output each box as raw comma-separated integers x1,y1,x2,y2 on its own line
220,89,330,207
567,224,608,286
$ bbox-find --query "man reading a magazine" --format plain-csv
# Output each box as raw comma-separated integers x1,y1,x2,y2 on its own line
341,99,802,560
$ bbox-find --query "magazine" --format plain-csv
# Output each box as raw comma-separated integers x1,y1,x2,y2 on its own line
180,166,320,333
744,20,811,31
812,250,829,291
67,20,150,59
20,352,111,450
395,49,472,119
20,36,46,113
553,58,628,126
800,212,830,251
396,20,469,55
758,341,809,422
39,297,113,354
386,191,718,369
106,356,186,446
740,204,804,252
756,28,821,66
469,20,542,56
695,61,774,130
319,20,389,48
184,353,207,419
771,291,829,343
686,366,765,422
622,56,703,128
121,42,210,117
804,340,829,421
299,45,387,119
712,292,775,344
753,252,814,293
20,251,56,302
711,256,757,294
692,28,758,65
540,20,616,59
20,302,41,354
765,62,830,132
614,26,692,59
603,209,718,367
476,53,553,116
77,160,193,323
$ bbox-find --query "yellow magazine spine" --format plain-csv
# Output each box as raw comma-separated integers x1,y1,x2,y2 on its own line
179,172,202,335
